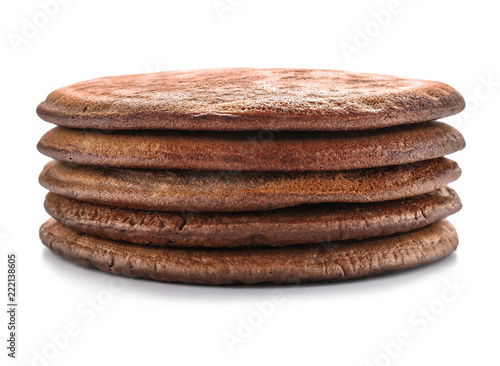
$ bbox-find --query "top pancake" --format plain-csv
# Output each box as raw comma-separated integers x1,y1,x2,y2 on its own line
36,68,465,131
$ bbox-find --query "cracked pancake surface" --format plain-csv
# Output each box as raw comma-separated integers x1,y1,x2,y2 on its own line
37,68,465,131
43,187,461,247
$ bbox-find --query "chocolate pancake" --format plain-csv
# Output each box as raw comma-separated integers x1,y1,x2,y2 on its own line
44,187,462,247
37,122,465,171
36,68,465,131
40,219,459,285
38,158,461,212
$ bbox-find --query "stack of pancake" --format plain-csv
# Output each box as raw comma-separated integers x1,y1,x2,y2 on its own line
36,68,465,285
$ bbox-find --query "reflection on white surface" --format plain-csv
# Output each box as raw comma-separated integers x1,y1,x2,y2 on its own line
41,246,459,302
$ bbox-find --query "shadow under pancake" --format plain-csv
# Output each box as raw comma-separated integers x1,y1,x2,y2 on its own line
41,245,458,303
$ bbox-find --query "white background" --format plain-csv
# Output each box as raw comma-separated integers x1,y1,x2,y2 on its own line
1,0,498,365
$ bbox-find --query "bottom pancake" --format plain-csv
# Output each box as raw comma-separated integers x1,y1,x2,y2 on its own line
40,219,458,285
43,187,461,247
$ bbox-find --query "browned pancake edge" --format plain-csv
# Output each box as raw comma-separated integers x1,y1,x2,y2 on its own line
40,219,459,285
37,68,465,131
43,187,462,247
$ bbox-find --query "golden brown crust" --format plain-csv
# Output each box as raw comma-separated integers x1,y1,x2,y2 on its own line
44,188,461,247
37,122,465,171
39,219,459,285
36,68,465,131
38,158,462,212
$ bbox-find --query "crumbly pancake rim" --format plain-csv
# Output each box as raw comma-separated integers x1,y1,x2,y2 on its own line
44,187,462,247
40,219,459,285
